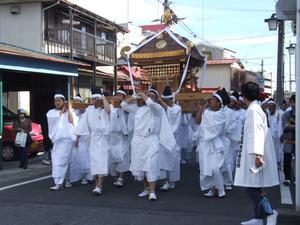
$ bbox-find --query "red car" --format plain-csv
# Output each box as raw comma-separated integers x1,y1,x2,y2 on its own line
2,107,44,161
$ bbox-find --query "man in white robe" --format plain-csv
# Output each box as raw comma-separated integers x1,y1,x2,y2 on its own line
224,91,242,187
74,87,110,195
121,86,177,201
223,105,237,190
194,88,230,198
72,95,93,185
276,100,287,169
267,99,281,169
178,113,190,164
234,82,279,225
158,86,182,191
108,87,129,187
238,96,247,124
47,92,78,190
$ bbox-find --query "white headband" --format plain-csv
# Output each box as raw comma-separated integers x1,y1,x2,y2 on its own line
74,96,83,102
213,93,223,105
132,94,142,100
116,90,127,96
261,99,269,105
91,94,103,99
18,108,26,114
230,95,237,102
54,94,65,99
149,88,159,96
268,100,276,105
161,94,174,99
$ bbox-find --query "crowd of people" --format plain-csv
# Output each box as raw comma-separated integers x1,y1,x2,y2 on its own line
43,81,296,225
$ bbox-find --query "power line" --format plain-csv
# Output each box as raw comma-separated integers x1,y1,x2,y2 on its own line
144,0,159,9
172,1,274,12
177,21,221,49
204,26,268,36
211,33,295,43
242,56,276,60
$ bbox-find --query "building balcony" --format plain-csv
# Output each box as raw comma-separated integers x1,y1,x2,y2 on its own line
44,28,115,66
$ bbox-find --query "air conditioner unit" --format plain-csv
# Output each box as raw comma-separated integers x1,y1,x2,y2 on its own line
10,6,20,15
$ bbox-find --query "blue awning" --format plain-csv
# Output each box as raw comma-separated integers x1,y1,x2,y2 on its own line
0,54,78,77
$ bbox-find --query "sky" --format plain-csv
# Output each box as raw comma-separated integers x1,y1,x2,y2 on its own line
70,0,296,92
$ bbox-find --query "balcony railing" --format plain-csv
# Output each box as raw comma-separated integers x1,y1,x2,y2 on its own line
44,28,115,65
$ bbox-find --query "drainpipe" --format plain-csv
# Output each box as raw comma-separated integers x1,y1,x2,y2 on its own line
41,0,60,52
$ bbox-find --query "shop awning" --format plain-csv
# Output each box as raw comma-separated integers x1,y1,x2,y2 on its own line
0,42,88,77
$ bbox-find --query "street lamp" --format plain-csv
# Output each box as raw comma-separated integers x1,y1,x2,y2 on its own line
265,13,285,104
287,43,296,55
264,13,278,31
286,42,296,93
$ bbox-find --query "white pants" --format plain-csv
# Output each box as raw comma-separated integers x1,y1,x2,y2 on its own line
54,177,64,185
51,139,74,185
133,170,158,183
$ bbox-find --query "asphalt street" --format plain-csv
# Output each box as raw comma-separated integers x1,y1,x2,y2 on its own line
0,163,298,225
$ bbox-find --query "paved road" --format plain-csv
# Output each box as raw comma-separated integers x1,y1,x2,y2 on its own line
0,163,298,225
0,155,51,188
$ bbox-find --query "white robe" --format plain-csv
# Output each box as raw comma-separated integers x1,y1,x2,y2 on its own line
108,105,129,176
177,114,189,149
230,109,243,177
47,109,78,184
69,111,92,182
123,109,135,172
268,111,281,163
187,113,197,152
223,107,239,185
194,108,226,191
160,104,181,182
122,98,177,182
234,101,279,188
74,105,110,176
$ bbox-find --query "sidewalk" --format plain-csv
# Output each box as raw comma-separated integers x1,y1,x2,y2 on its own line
0,155,51,188
277,169,300,224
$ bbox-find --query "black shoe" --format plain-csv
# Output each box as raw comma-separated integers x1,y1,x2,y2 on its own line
283,180,291,186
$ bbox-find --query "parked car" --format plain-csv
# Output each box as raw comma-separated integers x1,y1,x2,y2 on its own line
2,106,44,161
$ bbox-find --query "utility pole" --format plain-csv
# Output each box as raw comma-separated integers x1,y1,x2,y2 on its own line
163,0,169,11
114,28,118,94
202,0,204,40
257,59,264,93
261,59,264,77
68,8,74,101
127,0,130,23
270,72,273,95
261,59,265,92
276,20,285,104
157,0,160,21
289,46,292,93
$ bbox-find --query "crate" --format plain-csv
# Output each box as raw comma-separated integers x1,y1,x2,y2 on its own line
175,92,211,113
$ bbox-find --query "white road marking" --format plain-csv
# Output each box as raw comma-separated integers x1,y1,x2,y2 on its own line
279,170,293,205
0,175,51,192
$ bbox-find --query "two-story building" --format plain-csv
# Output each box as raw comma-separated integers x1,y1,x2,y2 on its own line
196,59,257,92
0,0,127,100
195,43,258,92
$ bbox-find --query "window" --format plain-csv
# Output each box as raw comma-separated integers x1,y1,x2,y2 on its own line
101,32,107,40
